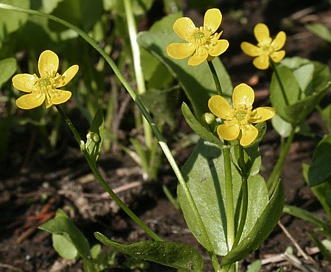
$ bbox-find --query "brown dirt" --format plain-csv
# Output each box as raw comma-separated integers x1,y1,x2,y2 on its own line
1,0,331,271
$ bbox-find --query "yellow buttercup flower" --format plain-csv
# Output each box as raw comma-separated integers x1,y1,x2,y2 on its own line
241,23,286,70
208,83,275,146
13,50,79,110
166,8,229,66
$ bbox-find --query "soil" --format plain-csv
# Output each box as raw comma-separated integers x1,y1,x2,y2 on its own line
1,0,331,271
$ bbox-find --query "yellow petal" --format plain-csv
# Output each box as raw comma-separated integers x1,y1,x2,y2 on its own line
241,42,262,57
208,95,233,119
271,31,286,50
38,50,59,78
253,55,269,70
56,65,79,87
270,50,286,63
188,47,208,66
166,43,195,59
12,74,38,93
204,8,222,33
217,123,240,141
16,93,45,110
232,83,254,109
208,39,229,56
47,90,72,107
254,107,275,123
173,17,196,41
240,125,258,146
254,23,270,44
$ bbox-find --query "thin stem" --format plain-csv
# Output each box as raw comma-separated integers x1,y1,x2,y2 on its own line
56,105,162,242
232,145,248,249
124,0,153,150
267,128,295,194
270,60,289,106
208,60,223,96
223,145,235,251
1,4,221,270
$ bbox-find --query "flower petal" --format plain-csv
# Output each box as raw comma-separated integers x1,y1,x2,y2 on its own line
12,74,38,93
217,123,240,141
47,90,72,107
56,65,79,87
254,23,270,44
208,95,233,119
254,107,275,123
271,31,286,50
241,42,262,57
253,55,269,70
270,50,286,63
204,8,222,33
188,47,208,66
240,125,258,146
166,43,195,59
208,39,229,56
232,83,254,109
38,50,59,78
173,17,196,41
16,93,45,110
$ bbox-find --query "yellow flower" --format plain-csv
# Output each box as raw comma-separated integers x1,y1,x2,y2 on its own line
241,23,286,70
166,8,229,66
208,83,275,146
13,50,79,110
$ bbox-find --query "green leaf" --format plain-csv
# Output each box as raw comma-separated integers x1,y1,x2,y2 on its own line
0,58,16,88
0,0,29,47
283,205,331,237
308,134,331,186
48,0,103,33
39,209,90,260
94,232,204,272
137,12,233,117
306,23,331,43
270,58,331,125
86,108,104,165
140,87,179,128
52,233,79,260
247,260,262,272
222,179,284,265
303,163,331,226
270,64,301,123
181,102,221,146
271,114,292,138
178,139,278,258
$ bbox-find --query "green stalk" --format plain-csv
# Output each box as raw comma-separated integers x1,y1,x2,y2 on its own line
270,59,289,106
56,105,162,242
232,145,248,249
223,145,235,250
208,60,223,96
124,0,153,150
267,128,295,194
0,4,221,270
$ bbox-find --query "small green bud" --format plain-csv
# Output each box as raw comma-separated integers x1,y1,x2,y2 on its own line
202,112,215,125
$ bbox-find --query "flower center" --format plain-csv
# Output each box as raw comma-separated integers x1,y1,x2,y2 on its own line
38,78,52,89
235,109,248,122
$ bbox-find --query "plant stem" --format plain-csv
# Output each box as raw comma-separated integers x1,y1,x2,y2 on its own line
267,128,295,194
208,60,223,96
124,0,153,150
56,105,162,242
232,145,248,249
223,145,235,251
270,59,289,106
